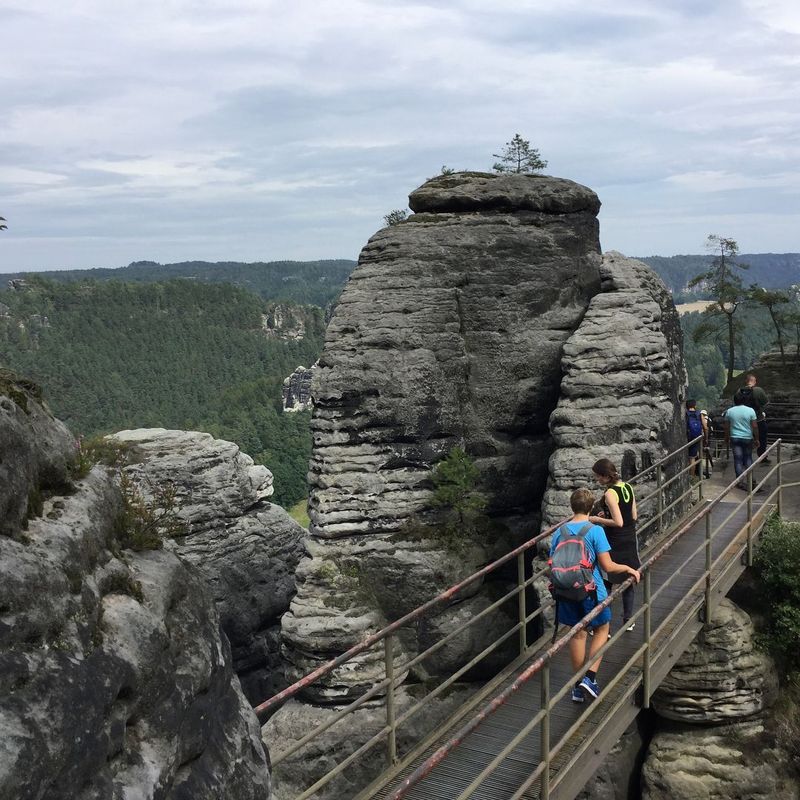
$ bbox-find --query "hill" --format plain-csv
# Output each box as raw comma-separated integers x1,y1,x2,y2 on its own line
0,278,324,507
636,253,800,299
2,258,357,308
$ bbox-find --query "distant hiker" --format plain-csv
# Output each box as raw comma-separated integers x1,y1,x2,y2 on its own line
700,410,713,478
549,487,640,703
685,400,707,478
734,373,769,461
724,395,760,489
588,458,640,631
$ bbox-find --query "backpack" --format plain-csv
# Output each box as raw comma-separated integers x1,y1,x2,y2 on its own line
734,386,761,415
548,522,597,603
686,409,703,440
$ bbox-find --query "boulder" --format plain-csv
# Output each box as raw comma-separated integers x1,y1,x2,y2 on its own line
109,429,306,704
652,598,778,724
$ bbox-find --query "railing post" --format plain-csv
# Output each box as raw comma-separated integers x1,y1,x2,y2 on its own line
656,464,664,534
517,552,527,654
777,439,783,517
747,468,754,567
643,569,652,709
540,662,550,800
704,512,712,624
698,446,704,502
384,636,397,766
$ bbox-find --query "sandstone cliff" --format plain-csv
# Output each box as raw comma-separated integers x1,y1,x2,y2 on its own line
0,377,271,800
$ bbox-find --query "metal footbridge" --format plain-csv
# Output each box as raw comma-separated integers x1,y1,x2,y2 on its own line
257,439,799,800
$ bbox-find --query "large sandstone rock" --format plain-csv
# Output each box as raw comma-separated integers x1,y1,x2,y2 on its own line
110,429,306,704
652,598,778,724
0,370,75,538
576,719,646,800
309,172,603,541
0,469,270,800
541,251,687,528
641,719,799,800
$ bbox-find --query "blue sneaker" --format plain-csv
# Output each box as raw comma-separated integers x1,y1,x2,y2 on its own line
580,676,600,699
571,686,585,703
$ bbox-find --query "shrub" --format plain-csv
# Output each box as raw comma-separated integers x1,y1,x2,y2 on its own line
752,515,800,672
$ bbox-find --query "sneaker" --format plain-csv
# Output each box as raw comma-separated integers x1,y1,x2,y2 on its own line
580,676,600,699
762,458,772,464
625,620,636,632
571,686,585,703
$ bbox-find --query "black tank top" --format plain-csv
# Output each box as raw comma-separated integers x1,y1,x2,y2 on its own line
604,483,636,530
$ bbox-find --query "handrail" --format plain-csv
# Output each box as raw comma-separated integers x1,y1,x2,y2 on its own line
256,439,694,721
386,439,782,800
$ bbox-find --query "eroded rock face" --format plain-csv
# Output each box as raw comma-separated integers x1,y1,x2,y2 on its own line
0,370,75,538
110,428,306,703
541,251,687,528
576,719,646,800
309,172,603,541
0,470,270,800
641,719,798,800
652,598,777,724
282,364,316,412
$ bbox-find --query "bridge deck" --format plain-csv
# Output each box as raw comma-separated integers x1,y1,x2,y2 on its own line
368,494,774,800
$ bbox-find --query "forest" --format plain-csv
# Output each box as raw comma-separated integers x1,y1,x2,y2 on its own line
0,278,325,507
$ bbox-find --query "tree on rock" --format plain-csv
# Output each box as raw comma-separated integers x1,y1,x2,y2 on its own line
492,134,547,173
749,286,791,366
689,235,749,382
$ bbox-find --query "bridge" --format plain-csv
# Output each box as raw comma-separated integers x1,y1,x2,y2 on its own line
257,437,800,800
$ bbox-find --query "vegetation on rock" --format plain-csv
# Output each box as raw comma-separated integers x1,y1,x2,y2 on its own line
492,133,548,173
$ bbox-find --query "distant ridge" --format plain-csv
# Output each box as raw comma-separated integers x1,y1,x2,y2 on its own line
3,259,358,307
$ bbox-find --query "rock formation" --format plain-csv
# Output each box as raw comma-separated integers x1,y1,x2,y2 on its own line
541,250,686,527
282,364,316,412
652,598,777,723
109,428,306,704
641,598,793,800
0,377,270,800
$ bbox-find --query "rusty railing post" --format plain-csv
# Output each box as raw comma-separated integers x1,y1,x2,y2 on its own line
385,636,397,766
540,662,550,800
747,467,754,567
704,511,712,624
517,552,527,654
777,439,783,517
656,464,664,534
643,569,652,708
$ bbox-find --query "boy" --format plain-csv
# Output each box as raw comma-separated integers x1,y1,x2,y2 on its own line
550,487,641,702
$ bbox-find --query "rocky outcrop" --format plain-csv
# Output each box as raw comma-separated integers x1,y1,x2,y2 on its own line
110,428,306,704
0,370,75,538
0,453,270,796
641,598,791,800
541,251,687,528
641,719,798,800
652,599,777,723
309,172,602,541
576,720,646,800
282,364,316,412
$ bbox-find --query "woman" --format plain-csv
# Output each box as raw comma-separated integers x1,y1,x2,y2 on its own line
588,457,640,631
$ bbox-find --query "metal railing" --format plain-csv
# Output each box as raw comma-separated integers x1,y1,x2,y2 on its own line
386,439,799,800
257,441,707,799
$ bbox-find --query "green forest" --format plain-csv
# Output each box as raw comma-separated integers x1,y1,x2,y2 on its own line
0,278,325,507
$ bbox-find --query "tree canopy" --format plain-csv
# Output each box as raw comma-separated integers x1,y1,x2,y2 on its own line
492,134,548,173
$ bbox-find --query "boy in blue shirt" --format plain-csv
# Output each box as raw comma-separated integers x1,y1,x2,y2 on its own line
550,487,641,702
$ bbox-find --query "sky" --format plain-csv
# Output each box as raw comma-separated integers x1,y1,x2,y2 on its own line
1,0,799,272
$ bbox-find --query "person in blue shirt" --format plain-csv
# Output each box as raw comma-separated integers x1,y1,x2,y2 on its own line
724,395,760,489
550,487,641,702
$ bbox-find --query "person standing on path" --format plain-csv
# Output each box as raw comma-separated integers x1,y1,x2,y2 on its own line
724,395,760,489
735,373,769,461
685,400,707,478
588,458,640,631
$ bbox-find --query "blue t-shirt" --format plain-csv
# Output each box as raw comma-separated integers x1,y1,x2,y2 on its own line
550,521,611,603
725,405,757,440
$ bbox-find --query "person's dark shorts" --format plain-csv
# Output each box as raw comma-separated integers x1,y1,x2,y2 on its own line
688,442,700,458
556,595,612,628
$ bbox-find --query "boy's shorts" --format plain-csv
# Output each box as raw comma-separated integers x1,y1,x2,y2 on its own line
556,595,611,628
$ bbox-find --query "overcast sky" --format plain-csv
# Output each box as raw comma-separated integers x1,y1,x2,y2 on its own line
1,0,799,272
